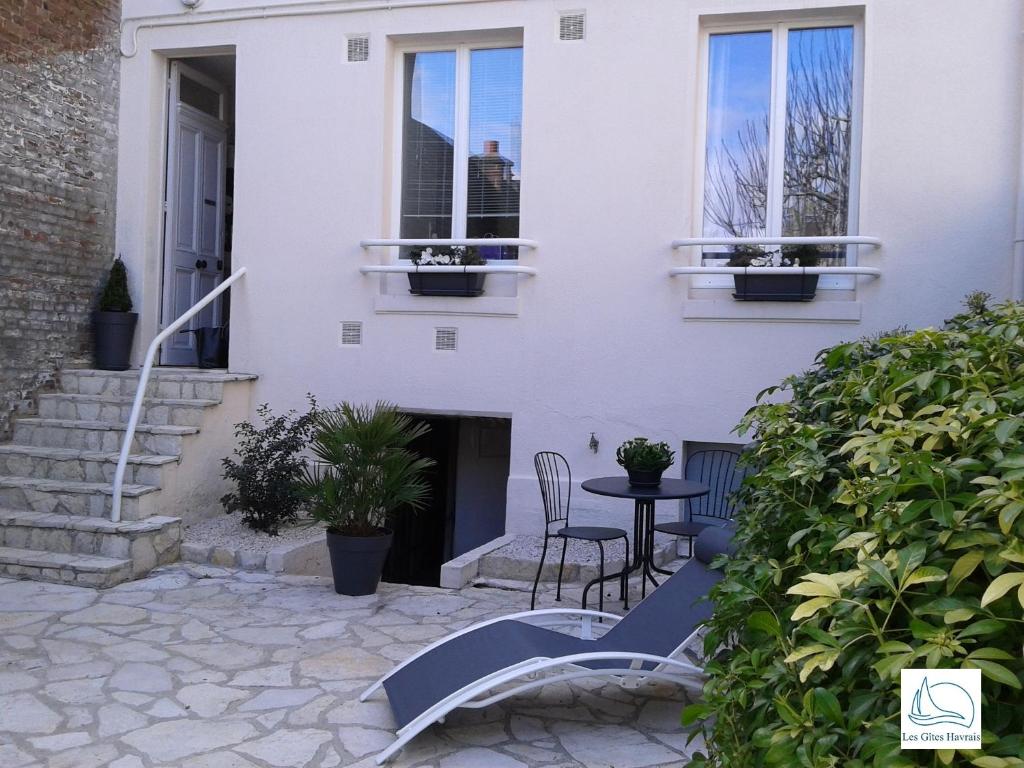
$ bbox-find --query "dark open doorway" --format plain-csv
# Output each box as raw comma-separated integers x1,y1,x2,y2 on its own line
383,415,511,587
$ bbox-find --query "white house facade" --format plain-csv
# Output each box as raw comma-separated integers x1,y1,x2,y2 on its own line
112,0,1024,569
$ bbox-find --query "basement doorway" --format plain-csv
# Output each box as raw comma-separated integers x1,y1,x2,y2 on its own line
159,53,236,366
383,415,511,587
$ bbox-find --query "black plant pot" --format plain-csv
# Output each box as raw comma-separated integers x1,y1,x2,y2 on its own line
93,311,138,371
325,529,394,596
732,273,819,301
627,468,664,488
408,272,486,297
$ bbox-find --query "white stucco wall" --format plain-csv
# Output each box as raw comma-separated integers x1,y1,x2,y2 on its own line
115,0,1023,535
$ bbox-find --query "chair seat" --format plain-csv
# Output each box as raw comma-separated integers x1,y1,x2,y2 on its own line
556,525,627,541
653,520,710,538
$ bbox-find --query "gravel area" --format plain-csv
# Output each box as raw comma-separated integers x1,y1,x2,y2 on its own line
490,534,633,566
183,513,322,553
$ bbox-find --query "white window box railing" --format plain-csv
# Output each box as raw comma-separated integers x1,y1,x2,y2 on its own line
359,239,538,278
669,236,882,283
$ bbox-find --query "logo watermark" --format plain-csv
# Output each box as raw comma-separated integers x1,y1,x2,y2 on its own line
901,669,981,750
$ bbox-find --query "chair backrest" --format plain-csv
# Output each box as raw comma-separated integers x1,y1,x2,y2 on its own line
684,449,745,522
534,451,570,528
598,526,734,656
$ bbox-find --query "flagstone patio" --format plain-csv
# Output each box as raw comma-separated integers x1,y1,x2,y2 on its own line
0,562,704,768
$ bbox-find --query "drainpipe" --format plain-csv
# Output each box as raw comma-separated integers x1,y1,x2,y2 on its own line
121,0,511,58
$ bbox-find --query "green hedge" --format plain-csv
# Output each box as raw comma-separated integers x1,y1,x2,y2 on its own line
686,301,1024,767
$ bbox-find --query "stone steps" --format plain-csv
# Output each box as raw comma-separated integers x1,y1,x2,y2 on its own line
0,509,180,573
38,393,219,427
61,368,256,399
0,444,179,486
13,418,197,454
1,367,258,587
0,545,133,588
0,475,159,520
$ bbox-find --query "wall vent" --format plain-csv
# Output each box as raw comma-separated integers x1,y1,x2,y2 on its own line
434,327,458,352
558,11,586,41
347,35,370,62
340,321,362,346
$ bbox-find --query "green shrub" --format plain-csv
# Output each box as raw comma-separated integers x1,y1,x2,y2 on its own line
686,302,1024,767
99,256,133,312
221,396,319,535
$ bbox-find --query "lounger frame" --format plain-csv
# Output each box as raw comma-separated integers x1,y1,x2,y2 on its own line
361,608,705,764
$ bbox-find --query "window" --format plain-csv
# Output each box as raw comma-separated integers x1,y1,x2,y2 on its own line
399,44,523,260
700,21,861,285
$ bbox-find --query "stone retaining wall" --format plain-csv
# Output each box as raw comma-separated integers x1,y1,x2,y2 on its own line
0,0,122,437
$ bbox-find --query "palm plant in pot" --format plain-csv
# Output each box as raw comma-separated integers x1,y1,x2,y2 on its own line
616,437,675,488
300,402,435,596
94,256,138,370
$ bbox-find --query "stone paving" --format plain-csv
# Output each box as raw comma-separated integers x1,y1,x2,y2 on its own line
0,563,704,768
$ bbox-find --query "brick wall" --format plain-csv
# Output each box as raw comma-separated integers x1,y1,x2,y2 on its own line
0,0,121,437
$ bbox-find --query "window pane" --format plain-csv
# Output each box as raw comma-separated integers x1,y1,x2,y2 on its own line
702,32,772,243
466,47,523,260
782,26,854,261
400,52,456,245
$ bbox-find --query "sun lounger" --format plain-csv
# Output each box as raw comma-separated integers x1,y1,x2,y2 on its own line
361,525,736,764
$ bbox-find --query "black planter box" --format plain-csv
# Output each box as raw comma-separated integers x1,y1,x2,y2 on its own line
408,272,486,297
732,273,819,302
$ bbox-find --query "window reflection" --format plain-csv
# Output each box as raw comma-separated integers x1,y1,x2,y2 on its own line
466,48,522,260
702,26,855,266
703,32,772,241
400,52,456,243
782,26,854,263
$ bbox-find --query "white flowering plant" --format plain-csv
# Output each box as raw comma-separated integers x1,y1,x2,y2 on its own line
410,245,486,267
726,244,822,268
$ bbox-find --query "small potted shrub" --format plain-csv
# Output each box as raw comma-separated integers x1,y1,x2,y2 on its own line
727,244,821,301
94,256,138,370
221,396,319,535
300,402,435,596
408,246,487,297
616,437,675,488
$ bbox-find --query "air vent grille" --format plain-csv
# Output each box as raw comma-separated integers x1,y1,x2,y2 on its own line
340,321,362,346
435,327,458,352
559,11,585,41
347,35,369,62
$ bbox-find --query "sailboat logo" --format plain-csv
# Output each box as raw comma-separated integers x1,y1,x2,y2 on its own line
908,677,975,728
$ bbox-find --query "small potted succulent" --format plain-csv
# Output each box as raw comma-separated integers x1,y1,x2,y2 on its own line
616,437,676,488
300,402,435,596
727,244,822,301
93,256,138,370
408,246,487,297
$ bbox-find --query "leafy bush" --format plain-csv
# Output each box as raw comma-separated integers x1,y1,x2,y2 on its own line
99,256,133,312
686,302,1024,767
221,396,319,534
299,402,435,537
615,437,675,472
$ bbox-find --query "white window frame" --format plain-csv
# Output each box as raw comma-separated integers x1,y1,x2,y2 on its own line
390,38,524,259
694,15,864,290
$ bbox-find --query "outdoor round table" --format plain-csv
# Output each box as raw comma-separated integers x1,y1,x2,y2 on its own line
580,476,710,603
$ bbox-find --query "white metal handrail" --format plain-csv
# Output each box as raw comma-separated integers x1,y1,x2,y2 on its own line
671,235,882,248
670,266,881,278
359,264,537,276
110,267,248,523
360,238,538,249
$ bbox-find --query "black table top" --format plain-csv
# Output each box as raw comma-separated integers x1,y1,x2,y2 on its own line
581,476,710,501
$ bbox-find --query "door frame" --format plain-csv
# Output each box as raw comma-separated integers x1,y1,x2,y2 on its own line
159,59,229,365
